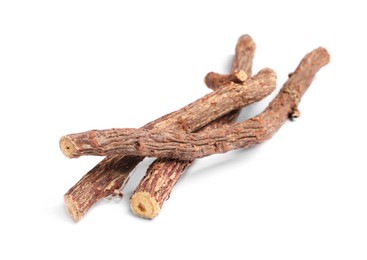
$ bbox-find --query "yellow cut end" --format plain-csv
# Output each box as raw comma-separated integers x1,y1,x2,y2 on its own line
130,192,160,219
64,194,82,222
59,136,76,158
235,69,248,82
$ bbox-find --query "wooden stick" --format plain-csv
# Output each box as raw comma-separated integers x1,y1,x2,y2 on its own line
61,48,329,161
63,35,270,222
60,68,276,158
63,75,252,223
131,35,255,218
64,155,144,221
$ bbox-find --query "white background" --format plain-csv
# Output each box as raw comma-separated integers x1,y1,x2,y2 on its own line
1,1,366,259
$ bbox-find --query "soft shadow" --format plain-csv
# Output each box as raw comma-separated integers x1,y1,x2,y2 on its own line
224,54,234,72
176,145,263,186
236,101,267,122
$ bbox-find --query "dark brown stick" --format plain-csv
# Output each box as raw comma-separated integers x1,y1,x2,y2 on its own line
131,35,255,218
63,36,270,222
60,68,276,158
61,47,329,161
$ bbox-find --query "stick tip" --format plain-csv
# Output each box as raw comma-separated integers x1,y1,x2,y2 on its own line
64,194,82,222
130,192,160,219
237,34,256,51
59,136,76,158
234,69,248,82
303,47,330,69
256,67,277,86
316,47,331,65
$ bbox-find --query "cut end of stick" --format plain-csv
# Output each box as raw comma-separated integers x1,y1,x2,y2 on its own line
64,194,82,222
60,136,76,158
237,34,256,52
130,192,160,219
234,69,248,82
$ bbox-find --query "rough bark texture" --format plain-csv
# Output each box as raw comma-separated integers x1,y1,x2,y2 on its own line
60,68,277,158
130,158,193,219
231,34,256,75
62,47,329,161
63,35,263,222
131,35,255,218
64,155,143,221
63,78,254,223
130,109,242,218
63,81,219,222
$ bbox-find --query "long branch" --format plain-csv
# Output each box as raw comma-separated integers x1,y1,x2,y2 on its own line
130,35,256,218
61,47,329,161
60,68,276,158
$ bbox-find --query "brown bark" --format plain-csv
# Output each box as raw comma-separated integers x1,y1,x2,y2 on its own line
131,35,255,218
130,158,193,219
63,35,265,222
63,99,223,222
60,68,277,158
61,47,329,161
130,105,244,218
63,83,222,222
64,155,143,221
231,34,256,75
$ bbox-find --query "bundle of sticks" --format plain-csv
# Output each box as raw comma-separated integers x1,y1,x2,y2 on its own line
60,35,330,222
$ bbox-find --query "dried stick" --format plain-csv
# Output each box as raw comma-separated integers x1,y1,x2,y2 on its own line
131,35,256,218
63,77,239,222
60,68,276,158
61,47,329,161
63,37,272,222
64,155,144,221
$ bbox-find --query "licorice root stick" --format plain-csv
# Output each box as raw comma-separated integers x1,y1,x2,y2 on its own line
63,35,272,222
130,35,256,218
61,48,329,161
